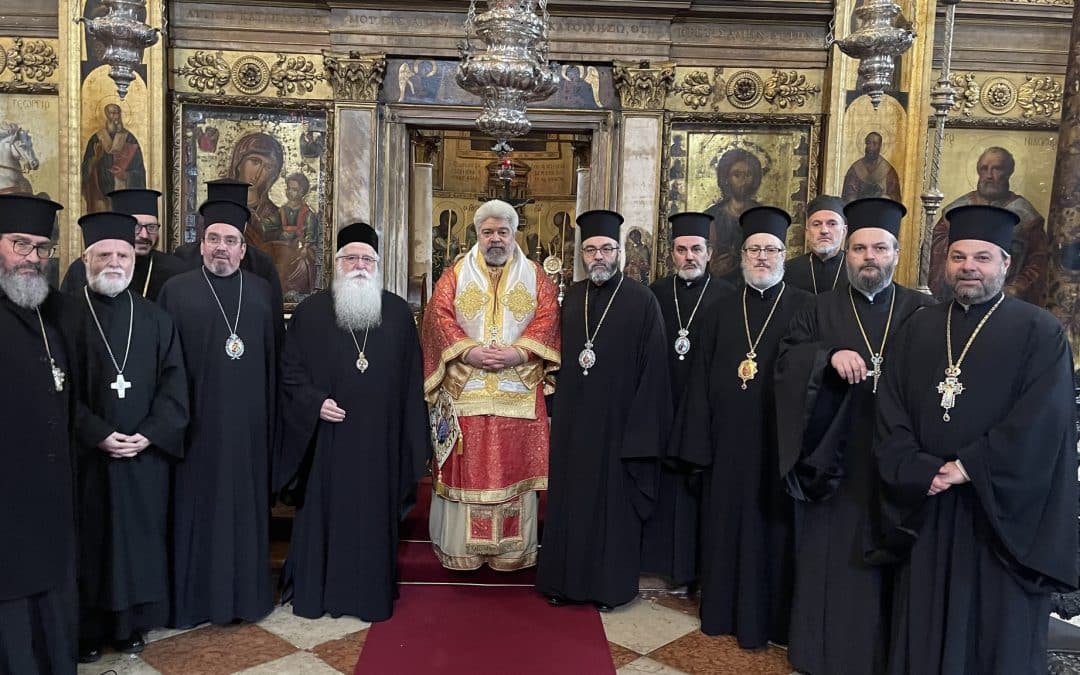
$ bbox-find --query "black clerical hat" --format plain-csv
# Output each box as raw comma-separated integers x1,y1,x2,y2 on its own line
206,178,250,207
199,200,249,233
844,197,906,238
740,206,790,242
108,188,161,218
78,211,137,248
0,194,62,238
577,209,623,243
946,204,1018,251
806,194,845,220
668,212,711,240
337,222,378,253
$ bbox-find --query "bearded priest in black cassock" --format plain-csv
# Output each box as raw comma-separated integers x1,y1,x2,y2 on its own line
871,204,1077,674
668,206,811,647
158,200,278,627
775,198,933,675
276,222,429,622
60,189,186,301
783,195,849,296
70,213,189,662
536,209,671,611
643,211,733,586
0,195,79,675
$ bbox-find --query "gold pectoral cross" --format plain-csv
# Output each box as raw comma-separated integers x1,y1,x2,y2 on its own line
870,354,883,394
936,366,964,422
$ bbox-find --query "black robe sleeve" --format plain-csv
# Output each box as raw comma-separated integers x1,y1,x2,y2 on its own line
397,305,433,519
668,311,717,469
135,315,189,458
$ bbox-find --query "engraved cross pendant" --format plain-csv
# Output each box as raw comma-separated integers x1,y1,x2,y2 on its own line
936,376,963,422
111,373,132,399
870,354,883,394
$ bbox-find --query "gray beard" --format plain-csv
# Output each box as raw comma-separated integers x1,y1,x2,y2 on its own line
742,264,784,290
847,263,894,296
333,273,382,331
589,266,616,285
0,269,49,309
676,266,705,281
87,268,133,297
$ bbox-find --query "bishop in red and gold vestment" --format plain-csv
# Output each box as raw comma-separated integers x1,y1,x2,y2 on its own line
421,200,560,571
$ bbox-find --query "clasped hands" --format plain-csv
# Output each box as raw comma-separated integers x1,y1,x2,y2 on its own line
463,345,525,372
98,431,151,458
928,461,968,496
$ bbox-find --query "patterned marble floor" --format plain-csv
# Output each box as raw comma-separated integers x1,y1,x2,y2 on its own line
76,590,795,675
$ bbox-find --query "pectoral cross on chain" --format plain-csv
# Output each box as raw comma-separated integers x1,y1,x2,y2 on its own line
111,373,132,399
936,366,963,422
870,354,883,394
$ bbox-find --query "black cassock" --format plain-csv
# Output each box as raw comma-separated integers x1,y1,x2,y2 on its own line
72,289,189,642
61,250,187,301
872,296,1078,674
669,282,811,648
173,242,285,347
537,272,671,607
784,252,849,296
0,290,78,674
642,272,733,585
275,290,429,622
775,283,933,675
158,268,277,627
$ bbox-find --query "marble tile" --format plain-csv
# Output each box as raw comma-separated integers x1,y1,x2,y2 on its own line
610,641,643,668
652,594,699,617
139,624,297,675
310,630,368,674
257,603,370,650
146,624,206,643
617,656,691,674
78,652,161,675
647,631,793,675
234,651,341,674
601,597,700,655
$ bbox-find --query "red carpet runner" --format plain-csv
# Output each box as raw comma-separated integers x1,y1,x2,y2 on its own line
354,585,615,674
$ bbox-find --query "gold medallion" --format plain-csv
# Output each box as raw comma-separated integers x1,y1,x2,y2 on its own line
737,356,758,390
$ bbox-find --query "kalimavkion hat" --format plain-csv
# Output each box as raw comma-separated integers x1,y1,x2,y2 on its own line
337,222,379,253
79,211,137,248
199,200,249,233
107,189,161,218
844,197,906,238
946,204,1018,251
740,206,791,243
668,212,711,240
577,210,623,242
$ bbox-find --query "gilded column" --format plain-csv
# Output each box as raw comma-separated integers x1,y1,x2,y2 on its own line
1045,2,1080,361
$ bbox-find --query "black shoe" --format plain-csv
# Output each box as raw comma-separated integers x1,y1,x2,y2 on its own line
113,632,145,654
78,642,102,664
595,602,614,612
546,594,566,607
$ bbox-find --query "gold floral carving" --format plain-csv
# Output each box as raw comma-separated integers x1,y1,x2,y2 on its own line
0,47,8,77
612,60,676,110
501,282,537,322
980,77,1017,115
5,38,58,83
173,51,231,94
671,68,725,111
269,54,324,97
454,282,490,321
323,51,387,102
726,70,764,109
762,70,820,109
231,56,270,95
949,72,980,116
1017,75,1063,118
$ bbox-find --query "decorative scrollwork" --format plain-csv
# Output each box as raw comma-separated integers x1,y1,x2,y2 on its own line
671,70,716,110
231,56,270,95
612,60,676,110
949,72,980,116
173,51,231,94
270,54,324,97
726,70,764,109
980,77,1017,115
1017,75,1063,118
762,70,821,109
0,48,8,77
6,38,58,83
323,51,386,101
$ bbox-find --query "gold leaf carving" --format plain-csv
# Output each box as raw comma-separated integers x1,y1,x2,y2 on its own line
6,38,58,83
1017,75,1063,118
270,54,324,97
173,51,231,94
726,70,764,109
323,51,386,101
672,70,715,110
612,60,676,110
949,72,980,116
762,70,820,109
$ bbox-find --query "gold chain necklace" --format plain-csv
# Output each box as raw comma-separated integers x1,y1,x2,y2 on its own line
938,292,1005,422
808,252,844,295
35,308,65,392
202,267,245,360
848,285,896,394
348,327,371,373
579,274,625,376
738,283,786,390
141,255,154,298
672,274,711,361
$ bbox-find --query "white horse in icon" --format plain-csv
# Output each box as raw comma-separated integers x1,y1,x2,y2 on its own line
0,122,40,195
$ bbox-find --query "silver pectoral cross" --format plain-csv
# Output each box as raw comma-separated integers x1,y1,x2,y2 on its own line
111,373,132,399
870,354,883,394
936,367,963,422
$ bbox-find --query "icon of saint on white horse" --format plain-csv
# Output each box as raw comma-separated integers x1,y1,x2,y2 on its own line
0,122,40,196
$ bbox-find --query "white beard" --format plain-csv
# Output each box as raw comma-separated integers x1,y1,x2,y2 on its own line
87,267,133,297
0,268,49,309
742,263,785,291
676,266,705,281
333,270,382,331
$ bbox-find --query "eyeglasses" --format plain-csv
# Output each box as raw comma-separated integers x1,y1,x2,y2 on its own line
336,254,379,267
205,234,243,247
582,245,619,257
742,245,785,257
10,238,56,259
136,222,161,234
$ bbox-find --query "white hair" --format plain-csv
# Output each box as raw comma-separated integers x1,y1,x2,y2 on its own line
474,199,518,230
